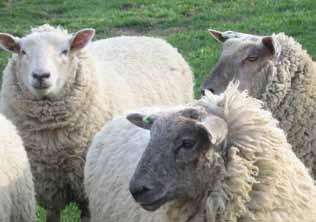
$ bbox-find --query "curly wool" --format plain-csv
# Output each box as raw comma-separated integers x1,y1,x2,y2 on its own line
85,83,316,222
197,83,316,222
30,24,68,34
0,25,193,219
256,33,316,176
0,114,36,222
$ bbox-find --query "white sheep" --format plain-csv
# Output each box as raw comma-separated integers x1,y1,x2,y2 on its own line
201,29,316,178
0,113,36,222
0,24,193,222
85,106,176,222
85,82,316,222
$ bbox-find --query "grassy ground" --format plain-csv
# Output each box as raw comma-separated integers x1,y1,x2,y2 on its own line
1,0,316,221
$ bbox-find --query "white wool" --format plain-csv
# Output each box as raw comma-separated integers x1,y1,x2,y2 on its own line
0,24,193,221
85,82,316,222
0,114,36,222
30,24,68,34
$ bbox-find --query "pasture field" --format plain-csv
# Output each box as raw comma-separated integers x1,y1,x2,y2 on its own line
0,0,316,221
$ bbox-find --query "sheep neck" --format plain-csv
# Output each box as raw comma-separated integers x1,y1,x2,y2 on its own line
259,33,316,171
165,193,211,222
165,151,227,222
260,33,316,113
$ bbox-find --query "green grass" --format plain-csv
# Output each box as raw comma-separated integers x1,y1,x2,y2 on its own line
1,0,316,221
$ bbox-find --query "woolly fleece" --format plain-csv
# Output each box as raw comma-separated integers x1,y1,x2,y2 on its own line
85,83,316,222
260,33,316,177
0,114,36,222
0,24,193,220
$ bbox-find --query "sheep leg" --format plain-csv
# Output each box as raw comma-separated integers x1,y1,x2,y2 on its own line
45,194,66,222
68,186,90,222
79,200,90,222
47,209,61,222
65,184,90,222
33,171,66,222
64,157,90,222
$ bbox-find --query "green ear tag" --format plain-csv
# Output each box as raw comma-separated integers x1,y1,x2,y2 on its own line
142,115,152,124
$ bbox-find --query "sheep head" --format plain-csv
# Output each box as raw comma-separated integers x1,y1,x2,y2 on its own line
0,24,95,99
127,107,228,212
201,29,281,99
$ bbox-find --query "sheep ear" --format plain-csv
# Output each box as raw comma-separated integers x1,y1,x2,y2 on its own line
0,33,20,53
196,115,228,145
127,113,157,130
208,29,228,43
262,36,281,57
209,29,256,43
70,28,95,51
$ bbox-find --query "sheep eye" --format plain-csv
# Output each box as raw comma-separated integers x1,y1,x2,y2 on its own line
246,56,258,62
61,49,68,55
21,50,26,55
181,139,196,150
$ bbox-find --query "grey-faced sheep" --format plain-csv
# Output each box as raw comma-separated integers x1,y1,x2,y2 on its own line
0,113,36,222
0,24,193,222
85,82,316,222
201,29,316,178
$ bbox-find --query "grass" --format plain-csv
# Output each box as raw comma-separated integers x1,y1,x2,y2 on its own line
0,0,316,221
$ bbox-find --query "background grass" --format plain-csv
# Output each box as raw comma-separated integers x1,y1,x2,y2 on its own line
1,0,316,221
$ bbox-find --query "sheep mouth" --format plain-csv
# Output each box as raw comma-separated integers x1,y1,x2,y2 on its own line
33,84,51,90
32,80,52,90
139,197,166,211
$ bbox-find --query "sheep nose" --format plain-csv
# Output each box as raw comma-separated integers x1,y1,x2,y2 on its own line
32,72,50,81
201,88,214,96
129,182,151,201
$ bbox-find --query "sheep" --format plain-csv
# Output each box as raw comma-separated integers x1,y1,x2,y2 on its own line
201,29,316,178
84,107,168,222
0,113,36,222
0,24,193,222
85,82,316,222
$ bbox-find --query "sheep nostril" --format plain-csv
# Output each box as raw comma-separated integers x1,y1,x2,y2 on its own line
41,72,51,79
129,184,151,200
201,88,215,95
208,88,215,93
32,72,51,81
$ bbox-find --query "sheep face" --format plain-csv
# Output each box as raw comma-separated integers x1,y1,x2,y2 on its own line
127,108,227,212
0,27,94,99
201,30,280,98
